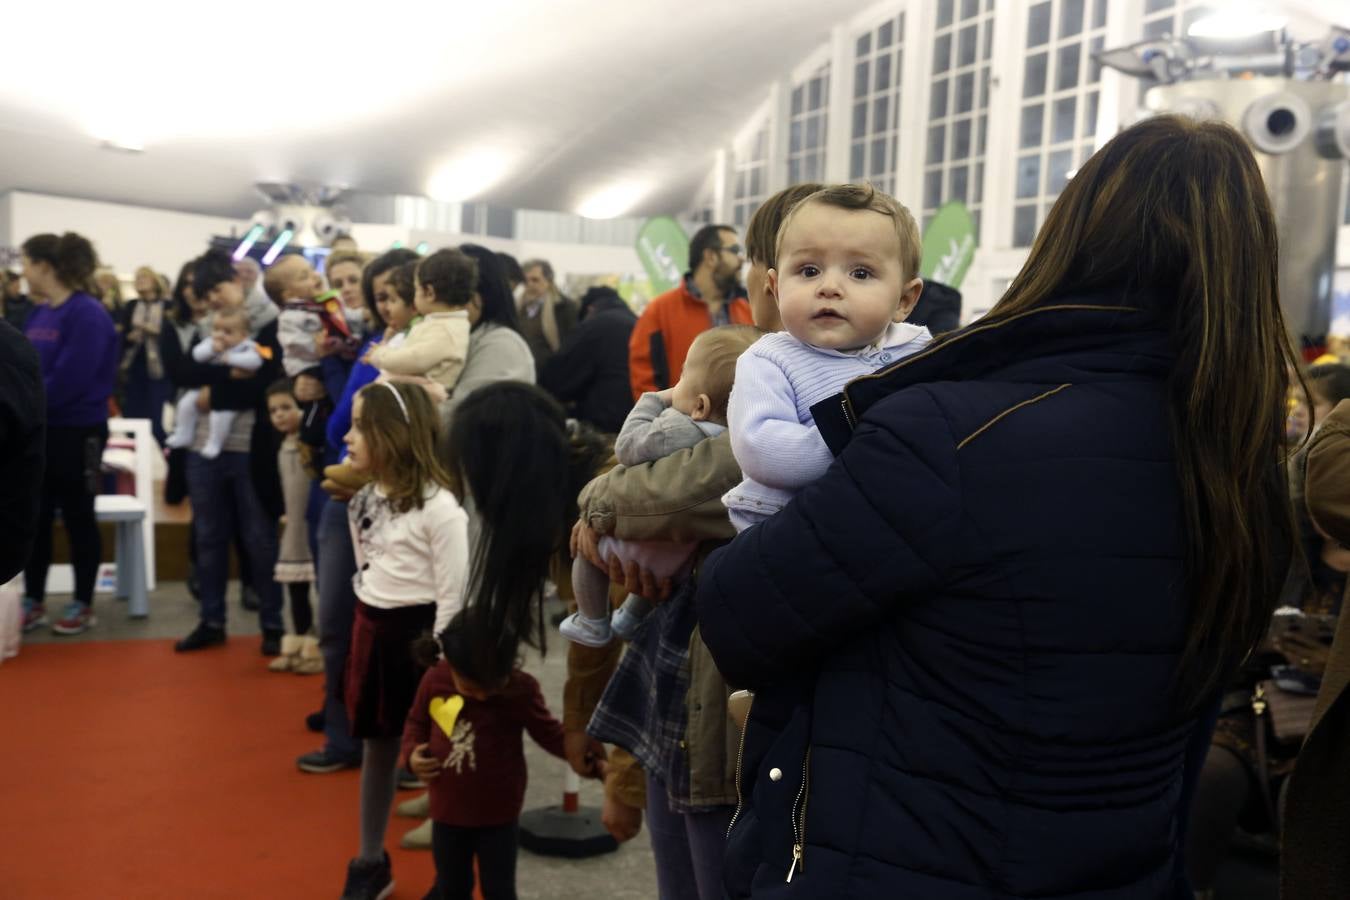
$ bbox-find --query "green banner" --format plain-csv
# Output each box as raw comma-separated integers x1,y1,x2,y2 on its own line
920,202,977,289
636,217,689,295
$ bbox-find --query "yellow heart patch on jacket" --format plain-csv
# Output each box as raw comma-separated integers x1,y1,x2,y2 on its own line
430,695,464,739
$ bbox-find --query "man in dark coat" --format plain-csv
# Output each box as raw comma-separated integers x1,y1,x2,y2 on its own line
0,319,45,582
539,286,638,434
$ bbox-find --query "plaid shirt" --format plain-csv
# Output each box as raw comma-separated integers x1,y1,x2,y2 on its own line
587,580,708,812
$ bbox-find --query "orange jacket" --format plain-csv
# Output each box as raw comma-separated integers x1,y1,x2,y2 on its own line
627,278,753,399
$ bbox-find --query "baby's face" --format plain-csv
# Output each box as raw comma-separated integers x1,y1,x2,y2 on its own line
212,319,247,347
770,202,919,351
279,256,322,303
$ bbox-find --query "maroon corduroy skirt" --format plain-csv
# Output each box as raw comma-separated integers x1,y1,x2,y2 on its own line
344,601,435,739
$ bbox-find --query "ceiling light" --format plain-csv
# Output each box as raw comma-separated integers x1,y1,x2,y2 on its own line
426,150,513,203
261,229,293,266
577,181,650,219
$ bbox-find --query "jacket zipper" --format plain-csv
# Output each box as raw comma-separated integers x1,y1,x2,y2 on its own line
786,748,812,882
725,695,753,839
841,394,857,428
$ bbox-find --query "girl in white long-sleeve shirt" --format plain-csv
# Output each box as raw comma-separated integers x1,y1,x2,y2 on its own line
339,380,468,887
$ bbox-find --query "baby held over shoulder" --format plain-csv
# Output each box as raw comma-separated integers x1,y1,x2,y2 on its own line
724,184,932,531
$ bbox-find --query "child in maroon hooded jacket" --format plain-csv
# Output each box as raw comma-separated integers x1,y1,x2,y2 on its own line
402,612,567,900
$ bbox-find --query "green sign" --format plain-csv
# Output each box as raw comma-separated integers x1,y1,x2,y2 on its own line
636,217,689,295
920,202,977,289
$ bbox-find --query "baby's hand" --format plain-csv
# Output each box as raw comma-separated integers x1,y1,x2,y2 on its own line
654,388,675,406
212,337,226,354
409,743,440,783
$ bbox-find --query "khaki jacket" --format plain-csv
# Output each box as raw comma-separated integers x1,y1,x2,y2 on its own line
572,432,743,807
1283,398,1350,899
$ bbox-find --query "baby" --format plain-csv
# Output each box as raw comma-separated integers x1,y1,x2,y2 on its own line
364,248,473,397
267,254,357,380
560,324,762,647
166,308,264,459
723,183,932,530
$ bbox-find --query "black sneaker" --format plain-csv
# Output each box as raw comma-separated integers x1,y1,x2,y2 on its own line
261,629,284,657
305,709,326,733
175,623,226,652
340,851,393,900
397,766,423,790
297,748,361,774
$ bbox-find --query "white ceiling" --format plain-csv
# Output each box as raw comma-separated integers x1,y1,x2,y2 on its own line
0,0,876,221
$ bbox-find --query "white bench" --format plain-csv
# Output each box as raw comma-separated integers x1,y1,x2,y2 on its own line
95,494,149,617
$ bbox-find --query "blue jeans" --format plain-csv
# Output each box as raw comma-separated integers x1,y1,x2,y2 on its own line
645,773,733,900
122,357,171,447
186,451,283,633
317,497,360,760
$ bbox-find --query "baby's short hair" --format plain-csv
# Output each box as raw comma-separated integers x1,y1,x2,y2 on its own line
775,183,922,281
689,325,763,420
214,307,248,331
262,256,299,306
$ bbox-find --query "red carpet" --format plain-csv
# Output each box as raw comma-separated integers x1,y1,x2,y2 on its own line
0,639,441,899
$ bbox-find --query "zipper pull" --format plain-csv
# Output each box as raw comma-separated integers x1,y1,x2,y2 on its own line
786,844,803,882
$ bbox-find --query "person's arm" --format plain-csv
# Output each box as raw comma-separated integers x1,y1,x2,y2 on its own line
518,678,568,761
1304,399,1350,546
579,431,740,543
426,500,471,636
613,395,704,466
538,323,597,404
727,351,834,491
368,327,456,376
40,305,117,413
329,338,382,451
627,306,661,400
400,671,435,770
191,336,217,364
696,387,963,688
221,341,264,372
319,355,352,406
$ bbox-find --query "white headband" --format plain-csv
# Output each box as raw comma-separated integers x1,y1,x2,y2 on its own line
380,382,410,423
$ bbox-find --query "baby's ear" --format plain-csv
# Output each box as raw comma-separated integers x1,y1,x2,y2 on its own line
894,278,924,322
690,393,713,422
766,268,780,303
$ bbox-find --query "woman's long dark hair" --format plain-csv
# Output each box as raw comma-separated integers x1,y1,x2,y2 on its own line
460,243,520,333
985,115,1297,710
443,382,605,682
361,248,419,332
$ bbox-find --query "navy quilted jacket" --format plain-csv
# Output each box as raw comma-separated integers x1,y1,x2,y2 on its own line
697,301,1201,899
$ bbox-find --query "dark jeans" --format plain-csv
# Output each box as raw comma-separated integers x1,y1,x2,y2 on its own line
431,821,519,900
186,451,283,632
317,497,360,759
646,773,733,900
25,424,108,608
122,359,171,447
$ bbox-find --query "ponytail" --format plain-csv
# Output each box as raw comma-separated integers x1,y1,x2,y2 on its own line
22,232,98,292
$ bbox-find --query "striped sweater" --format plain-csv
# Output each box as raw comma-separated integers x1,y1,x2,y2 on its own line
723,322,931,529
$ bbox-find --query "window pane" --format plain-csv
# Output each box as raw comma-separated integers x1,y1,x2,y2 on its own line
976,116,987,155
1093,0,1108,28
953,118,972,159
788,158,801,186
1145,0,1174,12
791,87,804,116
1027,2,1052,47
1047,148,1074,194
958,25,978,67
805,117,820,151
930,78,950,118
1023,52,1048,98
979,66,991,110
874,96,890,133
1017,154,1041,198
927,125,947,162
961,0,979,18
850,142,865,180
876,52,892,90
1057,43,1081,91
1014,204,1038,247
933,34,952,74
750,168,763,197
854,61,870,99
809,78,823,109
937,0,954,29
956,72,975,113
950,165,969,203
1020,104,1044,148
789,121,803,153
974,162,984,203
857,32,872,57
871,137,889,176
1089,36,1104,83
853,101,868,138
925,170,943,209
879,19,894,48
1059,0,1085,38
1144,18,1172,40
735,170,747,197
1083,90,1099,137
755,128,768,159
983,21,994,59
1053,96,1077,143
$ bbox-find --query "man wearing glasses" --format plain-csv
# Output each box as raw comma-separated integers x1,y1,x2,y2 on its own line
628,224,753,399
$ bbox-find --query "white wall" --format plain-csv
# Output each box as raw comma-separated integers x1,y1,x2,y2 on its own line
2,191,243,277
406,228,643,283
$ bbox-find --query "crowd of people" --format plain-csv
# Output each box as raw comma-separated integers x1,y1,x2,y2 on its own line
1,113,1348,900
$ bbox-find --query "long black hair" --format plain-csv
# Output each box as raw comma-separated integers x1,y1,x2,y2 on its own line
442,382,605,682
361,248,419,332
459,243,520,333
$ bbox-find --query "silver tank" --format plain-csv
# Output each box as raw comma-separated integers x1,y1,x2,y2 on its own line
1146,79,1348,341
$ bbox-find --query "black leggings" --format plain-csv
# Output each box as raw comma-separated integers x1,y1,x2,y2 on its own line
287,582,313,635
24,424,108,608
431,821,519,900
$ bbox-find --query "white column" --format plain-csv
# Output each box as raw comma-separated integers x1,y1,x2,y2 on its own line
825,24,854,183
767,78,792,194
895,0,933,211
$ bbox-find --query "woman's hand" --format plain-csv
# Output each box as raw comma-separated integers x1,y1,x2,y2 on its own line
608,558,673,604
195,387,211,412
564,732,608,780
601,793,643,843
409,743,440,783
